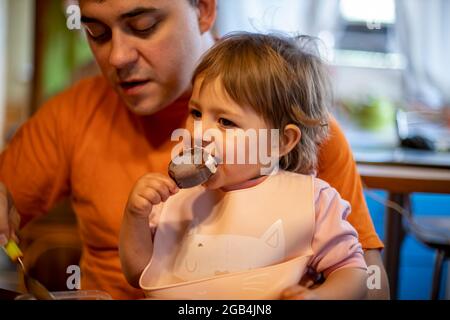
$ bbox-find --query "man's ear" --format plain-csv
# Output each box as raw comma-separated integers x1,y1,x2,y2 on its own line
279,124,301,157
196,0,217,34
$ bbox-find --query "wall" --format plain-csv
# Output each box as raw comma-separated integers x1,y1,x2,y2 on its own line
332,65,403,103
3,0,34,143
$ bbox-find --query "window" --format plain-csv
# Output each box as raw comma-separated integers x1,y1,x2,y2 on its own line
333,0,404,69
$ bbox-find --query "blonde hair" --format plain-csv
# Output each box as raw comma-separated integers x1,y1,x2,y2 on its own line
193,32,331,174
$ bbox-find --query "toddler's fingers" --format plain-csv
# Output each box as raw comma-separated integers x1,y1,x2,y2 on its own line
141,188,163,205
127,195,153,216
144,174,179,194
299,291,319,300
280,285,309,300
157,175,179,194
152,181,175,202
299,275,316,288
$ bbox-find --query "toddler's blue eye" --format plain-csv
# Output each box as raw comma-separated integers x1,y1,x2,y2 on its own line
190,109,202,119
219,118,237,128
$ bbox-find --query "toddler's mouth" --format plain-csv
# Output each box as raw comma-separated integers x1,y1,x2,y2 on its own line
168,147,218,189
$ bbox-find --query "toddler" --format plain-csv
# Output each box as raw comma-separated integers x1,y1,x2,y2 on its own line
119,32,367,300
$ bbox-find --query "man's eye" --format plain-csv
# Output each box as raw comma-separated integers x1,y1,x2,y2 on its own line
129,19,160,36
218,118,237,128
190,109,202,119
84,24,110,42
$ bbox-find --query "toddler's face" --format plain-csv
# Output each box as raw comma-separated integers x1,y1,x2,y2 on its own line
186,77,279,191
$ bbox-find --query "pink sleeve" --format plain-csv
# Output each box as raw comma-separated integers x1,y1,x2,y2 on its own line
309,179,367,277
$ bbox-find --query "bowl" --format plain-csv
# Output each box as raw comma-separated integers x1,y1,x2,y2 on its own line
15,290,112,300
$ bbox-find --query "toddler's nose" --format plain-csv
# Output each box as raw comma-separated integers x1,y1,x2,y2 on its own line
201,140,212,148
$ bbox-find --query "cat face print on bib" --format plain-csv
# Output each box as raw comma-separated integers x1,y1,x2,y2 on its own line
173,219,286,281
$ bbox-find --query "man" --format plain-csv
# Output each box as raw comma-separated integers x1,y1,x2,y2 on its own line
0,0,388,299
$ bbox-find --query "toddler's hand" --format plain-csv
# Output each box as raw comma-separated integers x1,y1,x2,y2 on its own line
126,173,179,218
280,285,320,300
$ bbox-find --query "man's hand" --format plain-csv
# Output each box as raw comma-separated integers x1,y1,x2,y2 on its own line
125,173,179,219
281,285,320,300
0,182,20,246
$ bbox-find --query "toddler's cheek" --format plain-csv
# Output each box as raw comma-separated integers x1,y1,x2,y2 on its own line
202,171,221,190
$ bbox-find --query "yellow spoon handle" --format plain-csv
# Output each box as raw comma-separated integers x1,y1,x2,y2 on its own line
2,239,23,262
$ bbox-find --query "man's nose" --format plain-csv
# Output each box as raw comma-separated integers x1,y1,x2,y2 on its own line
108,32,138,69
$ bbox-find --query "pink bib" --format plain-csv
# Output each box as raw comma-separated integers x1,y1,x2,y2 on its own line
140,171,315,299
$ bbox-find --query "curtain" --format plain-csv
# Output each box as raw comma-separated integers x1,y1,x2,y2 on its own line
215,0,450,110
215,0,340,37
396,0,450,109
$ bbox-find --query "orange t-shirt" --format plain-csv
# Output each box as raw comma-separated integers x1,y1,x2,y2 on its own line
0,76,383,299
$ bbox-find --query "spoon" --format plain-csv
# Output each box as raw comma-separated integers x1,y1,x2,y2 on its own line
2,239,56,300
168,147,218,189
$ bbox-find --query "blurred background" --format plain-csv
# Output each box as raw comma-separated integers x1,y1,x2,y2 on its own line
0,0,449,300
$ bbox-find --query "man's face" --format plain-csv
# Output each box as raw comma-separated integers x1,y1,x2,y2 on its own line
79,0,208,115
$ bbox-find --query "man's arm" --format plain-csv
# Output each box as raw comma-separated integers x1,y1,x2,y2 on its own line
316,116,389,299
0,92,74,228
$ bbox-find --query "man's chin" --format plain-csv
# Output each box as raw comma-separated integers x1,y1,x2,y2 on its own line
123,98,166,116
